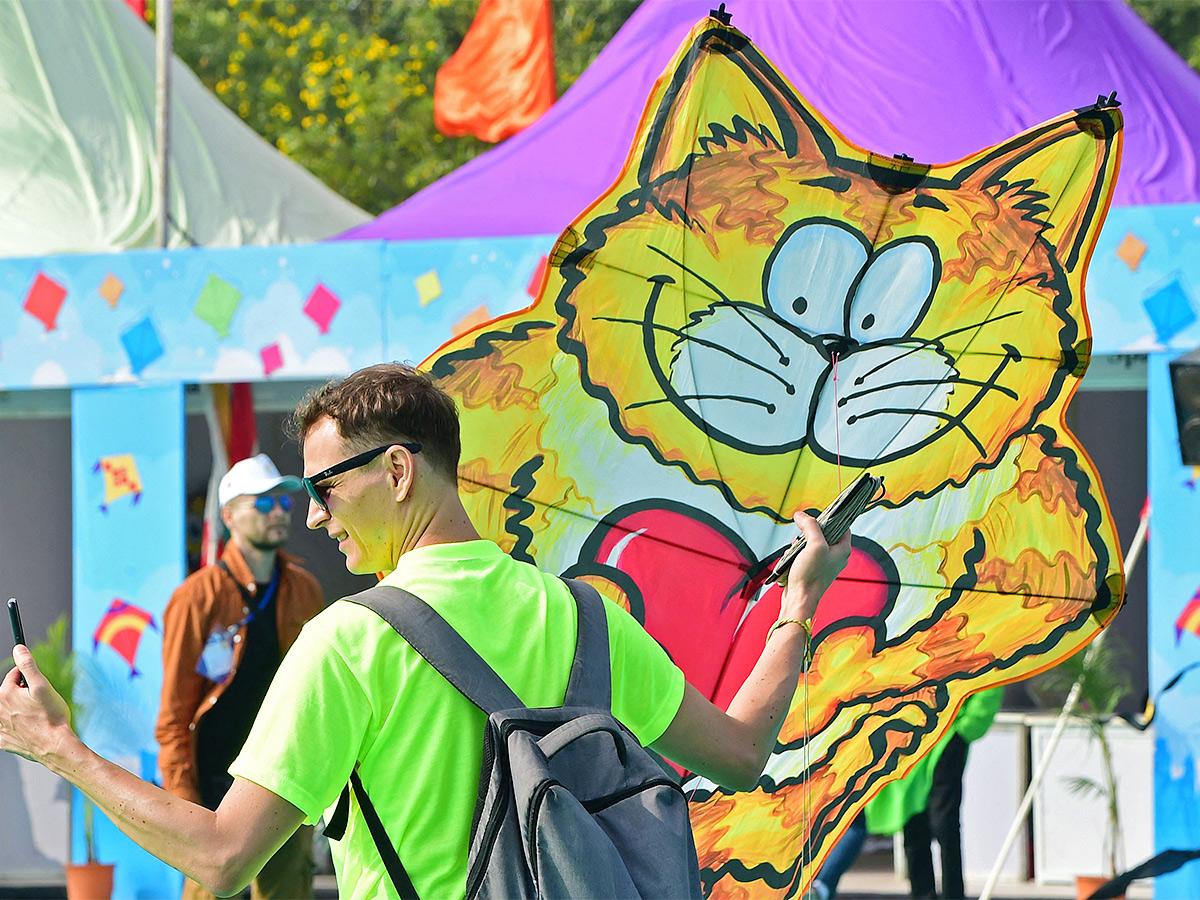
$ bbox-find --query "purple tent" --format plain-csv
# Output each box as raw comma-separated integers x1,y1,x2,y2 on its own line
340,0,1200,243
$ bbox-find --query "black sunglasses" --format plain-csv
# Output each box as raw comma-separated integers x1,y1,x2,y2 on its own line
302,442,422,513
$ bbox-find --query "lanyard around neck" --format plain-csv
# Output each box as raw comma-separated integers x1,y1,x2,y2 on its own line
218,560,281,626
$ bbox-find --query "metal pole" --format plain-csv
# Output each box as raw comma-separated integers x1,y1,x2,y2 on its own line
154,0,174,248
977,507,1149,900
202,385,228,568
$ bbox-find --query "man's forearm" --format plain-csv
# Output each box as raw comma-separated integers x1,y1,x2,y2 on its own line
723,618,810,769
652,620,810,790
4,649,301,895
43,729,299,896
44,729,233,889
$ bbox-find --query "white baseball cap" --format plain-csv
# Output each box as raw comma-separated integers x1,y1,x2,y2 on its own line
218,454,303,508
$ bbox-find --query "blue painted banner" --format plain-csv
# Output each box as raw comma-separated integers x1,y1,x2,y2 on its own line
0,237,551,390
1148,353,1200,898
72,384,185,899
1088,205,1200,354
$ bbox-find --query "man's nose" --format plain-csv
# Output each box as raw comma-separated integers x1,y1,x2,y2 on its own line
305,498,328,530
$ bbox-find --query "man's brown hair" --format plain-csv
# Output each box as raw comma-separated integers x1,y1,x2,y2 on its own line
289,364,461,481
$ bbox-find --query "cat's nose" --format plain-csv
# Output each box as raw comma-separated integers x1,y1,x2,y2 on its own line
820,334,858,358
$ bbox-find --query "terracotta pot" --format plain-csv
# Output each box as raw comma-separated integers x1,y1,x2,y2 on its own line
65,862,114,900
1075,874,1123,900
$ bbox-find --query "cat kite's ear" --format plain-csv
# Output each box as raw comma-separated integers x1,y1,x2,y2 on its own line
633,19,844,187
957,103,1123,274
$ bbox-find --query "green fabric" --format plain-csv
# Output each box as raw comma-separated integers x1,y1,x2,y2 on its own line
230,540,685,900
864,687,1003,834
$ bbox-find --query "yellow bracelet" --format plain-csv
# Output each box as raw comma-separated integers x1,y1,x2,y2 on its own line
767,618,811,643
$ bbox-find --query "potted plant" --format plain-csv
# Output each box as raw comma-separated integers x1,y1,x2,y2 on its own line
1035,639,1134,900
9,614,113,900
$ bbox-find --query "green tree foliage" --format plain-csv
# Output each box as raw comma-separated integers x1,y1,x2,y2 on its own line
163,0,640,215
1133,0,1200,63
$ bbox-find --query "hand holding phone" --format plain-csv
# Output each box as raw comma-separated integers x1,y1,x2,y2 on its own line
8,597,27,687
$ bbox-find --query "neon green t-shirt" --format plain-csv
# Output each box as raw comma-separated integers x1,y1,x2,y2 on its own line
230,539,685,900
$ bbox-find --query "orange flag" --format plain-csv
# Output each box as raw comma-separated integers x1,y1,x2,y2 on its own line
434,0,556,143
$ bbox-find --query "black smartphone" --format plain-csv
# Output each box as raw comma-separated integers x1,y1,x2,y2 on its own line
8,597,26,686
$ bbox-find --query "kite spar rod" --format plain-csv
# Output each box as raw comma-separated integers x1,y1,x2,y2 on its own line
978,503,1149,900
154,0,174,248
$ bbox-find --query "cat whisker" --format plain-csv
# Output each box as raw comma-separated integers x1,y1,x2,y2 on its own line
628,394,779,412
926,309,1024,346
849,406,988,456
593,315,795,390
640,245,788,362
838,375,1019,406
855,339,936,382
848,344,1020,459
646,244,733,304
856,309,1023,382
730,304,788,363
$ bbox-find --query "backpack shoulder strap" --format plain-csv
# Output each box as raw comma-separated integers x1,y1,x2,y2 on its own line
344,584,521,715
561,578,612,710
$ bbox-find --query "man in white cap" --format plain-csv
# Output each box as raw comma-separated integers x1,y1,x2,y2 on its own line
155,453,325,900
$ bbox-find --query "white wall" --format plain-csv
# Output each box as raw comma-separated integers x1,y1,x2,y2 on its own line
963,718,1030,881
1032,720,1154,884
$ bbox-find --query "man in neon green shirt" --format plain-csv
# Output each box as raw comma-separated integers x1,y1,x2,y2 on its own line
1,363,850,899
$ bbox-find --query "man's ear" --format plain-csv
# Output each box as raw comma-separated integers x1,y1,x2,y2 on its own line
219,505,233,529
386,445,417,502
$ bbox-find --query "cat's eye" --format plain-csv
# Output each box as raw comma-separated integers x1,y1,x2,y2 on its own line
846,238,937,342
764,221,866,335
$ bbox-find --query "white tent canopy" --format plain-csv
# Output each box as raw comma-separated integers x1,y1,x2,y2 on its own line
0,0,368,257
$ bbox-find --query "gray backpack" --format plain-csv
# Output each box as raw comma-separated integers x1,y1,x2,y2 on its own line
326,577,703,900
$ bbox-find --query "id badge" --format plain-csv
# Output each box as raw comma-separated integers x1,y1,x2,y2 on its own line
197,625,237,683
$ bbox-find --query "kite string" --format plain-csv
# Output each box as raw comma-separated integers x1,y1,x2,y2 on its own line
832,352,842,491
803,648,812,899
799,353,842,897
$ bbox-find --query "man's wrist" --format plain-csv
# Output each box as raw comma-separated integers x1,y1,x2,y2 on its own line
42,725,86,778
766,617,811,642
767,618,814,671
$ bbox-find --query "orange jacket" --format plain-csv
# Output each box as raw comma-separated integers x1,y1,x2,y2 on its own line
155,541,325,803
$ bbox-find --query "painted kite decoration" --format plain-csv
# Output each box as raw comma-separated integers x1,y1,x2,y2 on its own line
92,598,157,677
424,16,1124,898
1176,585,1200,644
93,453,144,511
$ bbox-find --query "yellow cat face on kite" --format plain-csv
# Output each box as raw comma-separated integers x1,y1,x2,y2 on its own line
427,18,1123,899
549,28,1116,516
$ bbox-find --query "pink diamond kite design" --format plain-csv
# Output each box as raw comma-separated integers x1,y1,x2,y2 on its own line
261,343,283,376
25,273,67,331
304,283,341,334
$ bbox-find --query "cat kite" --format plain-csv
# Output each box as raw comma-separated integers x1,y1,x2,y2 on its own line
425,16,1124,898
